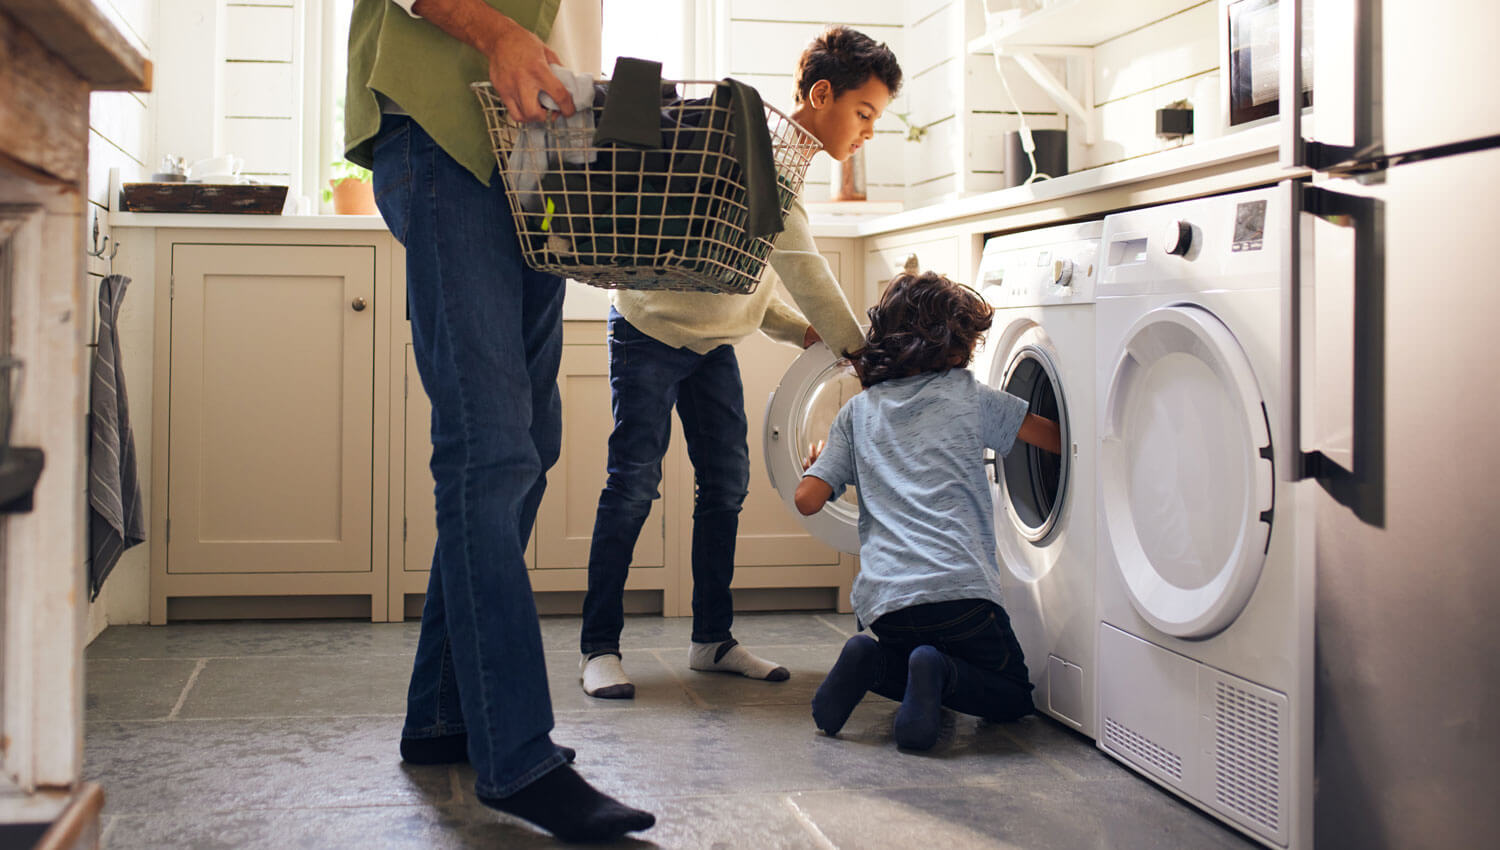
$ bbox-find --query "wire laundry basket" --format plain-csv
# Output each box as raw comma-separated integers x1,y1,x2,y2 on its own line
474,80,820,294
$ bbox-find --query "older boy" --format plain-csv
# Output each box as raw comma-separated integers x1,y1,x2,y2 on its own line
579,27,903,698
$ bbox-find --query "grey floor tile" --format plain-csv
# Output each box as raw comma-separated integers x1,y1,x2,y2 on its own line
491,703,1066,802
86,620,420,660
86,659,200,722
999,714,1124,781
792,779,1260,850
174,655,410,718
101,803,569,850
85,716,449,816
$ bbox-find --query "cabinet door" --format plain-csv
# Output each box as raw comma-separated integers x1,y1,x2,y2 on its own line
167,244,374,574
865,233,961,306
533,342,666,570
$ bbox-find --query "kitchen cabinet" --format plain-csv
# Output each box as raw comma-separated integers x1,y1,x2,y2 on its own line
146,230,396,623
864,228,967,304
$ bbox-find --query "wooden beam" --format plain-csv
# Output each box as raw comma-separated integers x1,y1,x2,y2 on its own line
0,0,149,91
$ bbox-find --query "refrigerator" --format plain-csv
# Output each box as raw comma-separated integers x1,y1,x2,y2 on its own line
1278,1,1500,847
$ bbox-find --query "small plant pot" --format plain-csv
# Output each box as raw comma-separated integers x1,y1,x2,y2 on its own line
329,177,376,215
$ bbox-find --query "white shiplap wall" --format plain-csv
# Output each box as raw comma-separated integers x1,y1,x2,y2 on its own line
86,0,156,638
719,0,1219,207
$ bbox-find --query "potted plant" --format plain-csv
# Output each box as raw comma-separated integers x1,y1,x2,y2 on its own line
325,160,375,215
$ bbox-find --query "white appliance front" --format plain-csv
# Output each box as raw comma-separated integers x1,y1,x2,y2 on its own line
1094,187,1312,849
763,343,863,554
975,221,1100,737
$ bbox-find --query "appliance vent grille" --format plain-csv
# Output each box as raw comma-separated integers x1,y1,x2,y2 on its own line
1104,717,1183,781
1212,680,1283,834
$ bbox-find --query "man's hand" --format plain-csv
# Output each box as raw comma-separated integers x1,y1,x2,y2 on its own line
412,0,574,123
803,325,821,349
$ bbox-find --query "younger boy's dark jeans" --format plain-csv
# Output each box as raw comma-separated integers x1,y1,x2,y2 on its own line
868,598,1036,722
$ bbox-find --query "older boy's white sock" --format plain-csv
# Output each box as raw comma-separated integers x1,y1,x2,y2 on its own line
581,652,635,699
689,639,790,681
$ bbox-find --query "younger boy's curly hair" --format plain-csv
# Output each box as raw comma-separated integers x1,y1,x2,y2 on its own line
848,271,994,389
794,26,903,104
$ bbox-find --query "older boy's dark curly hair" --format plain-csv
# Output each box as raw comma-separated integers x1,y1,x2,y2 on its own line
848,271,994,389
794,26,903,104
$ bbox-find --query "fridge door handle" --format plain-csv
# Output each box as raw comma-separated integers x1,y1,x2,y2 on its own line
1281,180,1386,527
1280,0,1305,168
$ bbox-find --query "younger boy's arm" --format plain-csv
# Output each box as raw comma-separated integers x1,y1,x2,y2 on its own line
795,476,835,515
1017,413,1063,456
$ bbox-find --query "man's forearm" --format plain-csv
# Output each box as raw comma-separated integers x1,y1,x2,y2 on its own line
411,0,517,54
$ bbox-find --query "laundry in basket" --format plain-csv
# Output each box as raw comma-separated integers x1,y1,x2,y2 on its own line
473,59,819,294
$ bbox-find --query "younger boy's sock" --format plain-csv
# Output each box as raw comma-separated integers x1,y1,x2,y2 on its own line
689,639,790,681
400,733,575,766
580,651,635,699
812,634,882,736
893,645,951,751
479,764,655,842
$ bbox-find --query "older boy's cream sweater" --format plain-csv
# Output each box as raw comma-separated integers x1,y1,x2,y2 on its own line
611,200,865,357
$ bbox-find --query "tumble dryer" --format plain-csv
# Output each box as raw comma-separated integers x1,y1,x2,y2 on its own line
973,221,1101,738
1093,187,1312,849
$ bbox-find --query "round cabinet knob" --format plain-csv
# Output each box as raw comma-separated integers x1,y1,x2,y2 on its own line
1052,259,1075,287
902,253,920,274
351,297,367,312
1164,220,1194,256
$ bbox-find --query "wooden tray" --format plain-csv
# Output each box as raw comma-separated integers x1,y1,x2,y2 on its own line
120,182,288,214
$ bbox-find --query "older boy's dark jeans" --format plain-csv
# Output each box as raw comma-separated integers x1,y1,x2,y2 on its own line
372,115,568,798
580,308,750,654
869,598,1036,722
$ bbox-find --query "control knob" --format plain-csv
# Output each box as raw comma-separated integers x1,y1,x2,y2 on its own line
1052,259,1074,287
1164,220,1193,256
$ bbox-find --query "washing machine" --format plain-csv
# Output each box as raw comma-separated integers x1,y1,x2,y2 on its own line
972,220,1101,738
1093,186,1312,849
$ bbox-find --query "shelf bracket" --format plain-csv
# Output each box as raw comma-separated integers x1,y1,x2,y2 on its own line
996,45,1098,146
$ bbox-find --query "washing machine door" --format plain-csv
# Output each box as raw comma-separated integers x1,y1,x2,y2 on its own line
988,334,1072,555
1100,305,1274,639
763,343,863,554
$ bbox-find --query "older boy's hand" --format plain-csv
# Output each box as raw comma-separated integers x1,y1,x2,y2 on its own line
803,326,822,349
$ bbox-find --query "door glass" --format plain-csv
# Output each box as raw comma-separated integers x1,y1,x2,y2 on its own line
796,365,863,508
1000,348,1068,542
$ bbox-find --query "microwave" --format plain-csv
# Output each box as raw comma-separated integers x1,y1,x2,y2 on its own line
1222,0,1313,126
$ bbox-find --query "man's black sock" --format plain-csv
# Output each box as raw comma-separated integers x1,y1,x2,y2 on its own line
479,764,655,842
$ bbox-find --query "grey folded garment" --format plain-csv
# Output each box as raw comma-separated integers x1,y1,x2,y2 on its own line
88,273,145,601
509,64,599,211
594,56,665,148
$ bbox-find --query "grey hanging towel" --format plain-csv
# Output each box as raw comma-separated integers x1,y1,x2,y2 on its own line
88,273,145,600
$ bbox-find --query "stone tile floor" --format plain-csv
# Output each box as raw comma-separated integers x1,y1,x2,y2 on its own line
84,612,1257,849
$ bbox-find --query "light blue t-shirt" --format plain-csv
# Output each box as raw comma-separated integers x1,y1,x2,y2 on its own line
806,368,1029,627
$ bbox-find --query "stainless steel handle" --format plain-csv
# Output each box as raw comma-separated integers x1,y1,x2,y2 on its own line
1281,180,1385,525
351,297,367,312
1280,0,1304,168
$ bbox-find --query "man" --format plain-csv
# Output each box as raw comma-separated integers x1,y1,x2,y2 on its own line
344,0,653,841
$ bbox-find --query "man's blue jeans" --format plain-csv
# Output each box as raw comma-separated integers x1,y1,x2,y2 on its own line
579,308,751,653
372,115,568,798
